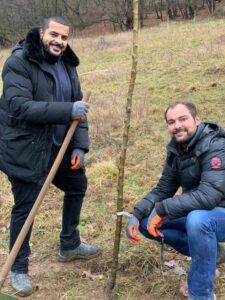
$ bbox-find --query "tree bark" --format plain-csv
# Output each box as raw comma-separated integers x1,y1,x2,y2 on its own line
106,0,139,296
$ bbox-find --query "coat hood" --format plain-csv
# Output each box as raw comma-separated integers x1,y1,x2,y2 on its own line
12,26,80,67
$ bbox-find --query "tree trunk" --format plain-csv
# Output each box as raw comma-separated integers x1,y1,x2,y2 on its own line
106,0,139,296
139,0,144,27
160,0,163,20
55,0,58,15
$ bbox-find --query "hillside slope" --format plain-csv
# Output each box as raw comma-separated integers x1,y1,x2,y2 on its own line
0,18,225,299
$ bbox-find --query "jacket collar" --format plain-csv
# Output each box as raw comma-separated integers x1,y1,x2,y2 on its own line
14,26,80,67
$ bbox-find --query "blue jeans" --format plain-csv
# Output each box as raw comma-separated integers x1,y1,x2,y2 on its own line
140,208,225,300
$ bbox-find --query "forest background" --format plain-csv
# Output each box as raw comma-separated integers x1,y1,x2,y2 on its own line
0,0,225,46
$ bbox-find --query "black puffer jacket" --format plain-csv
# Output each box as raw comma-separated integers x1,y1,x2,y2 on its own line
0,26,88,183
133,123,225,220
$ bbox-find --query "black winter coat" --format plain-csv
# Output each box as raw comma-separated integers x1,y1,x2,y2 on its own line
0,27,88,183
133,123,225,220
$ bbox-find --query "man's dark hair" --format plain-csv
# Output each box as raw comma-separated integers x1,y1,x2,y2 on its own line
42,16,69,30
164,100,198,121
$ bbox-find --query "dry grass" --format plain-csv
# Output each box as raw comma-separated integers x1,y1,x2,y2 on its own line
1,18,225,299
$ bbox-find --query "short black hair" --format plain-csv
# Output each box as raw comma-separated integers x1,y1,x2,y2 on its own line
42,16,69,30
164,100,198,121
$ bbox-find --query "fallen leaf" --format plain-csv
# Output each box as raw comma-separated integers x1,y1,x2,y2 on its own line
179,282,188,298
1,226,7,233
81,270,104,281
173,264,186,275
164,260,177,268
82,269,93,280
164,259,186,275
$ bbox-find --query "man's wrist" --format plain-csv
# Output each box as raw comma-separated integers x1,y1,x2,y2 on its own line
72,148,84,154
154,202,166,217
132,208,143,221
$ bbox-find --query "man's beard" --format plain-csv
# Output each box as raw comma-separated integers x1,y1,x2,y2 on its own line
46,42,65,56
172,129,195,144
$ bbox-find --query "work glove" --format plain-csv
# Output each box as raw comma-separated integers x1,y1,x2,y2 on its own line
126,215,141,244
71,101,89,120
147,208,167,238
70,148,84,170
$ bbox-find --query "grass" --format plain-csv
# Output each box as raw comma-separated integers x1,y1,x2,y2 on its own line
1,17,225,299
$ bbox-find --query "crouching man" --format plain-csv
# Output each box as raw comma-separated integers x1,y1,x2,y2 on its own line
127,100,225,300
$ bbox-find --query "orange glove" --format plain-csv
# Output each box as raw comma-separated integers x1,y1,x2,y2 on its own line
147,209,167,238
70,149,84,170
126,215,141,244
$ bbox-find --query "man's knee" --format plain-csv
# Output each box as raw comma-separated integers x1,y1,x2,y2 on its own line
186,210,214,235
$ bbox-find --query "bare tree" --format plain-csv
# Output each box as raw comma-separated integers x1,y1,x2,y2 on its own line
0,0,220,46
93,0,134,31
205,0,215,13
107,0,139,295
62,0,104,29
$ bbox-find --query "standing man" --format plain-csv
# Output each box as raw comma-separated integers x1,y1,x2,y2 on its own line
126,101,225,300
0,16,100,296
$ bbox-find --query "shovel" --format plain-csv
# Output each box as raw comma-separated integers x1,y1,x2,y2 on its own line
0,91,91,300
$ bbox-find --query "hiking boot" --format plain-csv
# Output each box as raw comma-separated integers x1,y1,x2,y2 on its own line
10,272,32,297
58,242,100,262
217,243,225,265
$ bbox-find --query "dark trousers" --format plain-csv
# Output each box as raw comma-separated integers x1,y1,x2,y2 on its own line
9,145,87,273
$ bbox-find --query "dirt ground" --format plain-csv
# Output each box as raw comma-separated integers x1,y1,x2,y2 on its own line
0,247,108,300
1,245,225,300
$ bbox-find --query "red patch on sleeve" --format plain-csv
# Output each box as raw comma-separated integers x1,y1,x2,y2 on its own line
210,157,222,169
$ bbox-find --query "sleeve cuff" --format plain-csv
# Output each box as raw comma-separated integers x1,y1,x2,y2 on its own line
155,202,166,217
132,208,144,221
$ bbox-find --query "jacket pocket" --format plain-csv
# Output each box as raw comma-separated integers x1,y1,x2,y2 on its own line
1,127,42,181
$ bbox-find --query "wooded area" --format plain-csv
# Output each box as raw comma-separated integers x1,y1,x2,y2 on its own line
0,0,223,46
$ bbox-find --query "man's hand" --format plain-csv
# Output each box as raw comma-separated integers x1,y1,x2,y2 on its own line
70,149,84,170
126,215,141,244
71,101,89,120
147,209,167,238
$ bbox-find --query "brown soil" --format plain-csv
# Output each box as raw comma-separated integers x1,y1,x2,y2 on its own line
0,248,108,300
